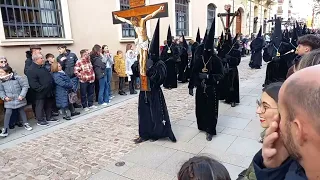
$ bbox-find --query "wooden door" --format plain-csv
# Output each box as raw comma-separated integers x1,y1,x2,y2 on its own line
236,11,242,34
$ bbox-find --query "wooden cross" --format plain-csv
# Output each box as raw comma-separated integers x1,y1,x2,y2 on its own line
112,0,169,92
112,0,168,24
217,4,240,33
267,14,277,25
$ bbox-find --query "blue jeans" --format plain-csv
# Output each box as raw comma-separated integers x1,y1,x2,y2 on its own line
98,77,109,104
80,82,94,108
105,68,112,96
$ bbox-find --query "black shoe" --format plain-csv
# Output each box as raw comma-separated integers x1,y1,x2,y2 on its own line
231,102,236,107
51,111,59,117
16,121,23,127
73,103,82,108
37,121,49,126
120,92,127,96
71,112,80,117
9,125,15,129
206,133,213,141
130,91,138,95
47,118,59,122
133,137,148,144
63,116,71,120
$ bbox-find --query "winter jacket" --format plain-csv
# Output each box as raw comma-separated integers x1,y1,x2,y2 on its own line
74,58,95,83
57,49,78,78
24,51,32,75
102,53,114,68
52,71,73,108
44,61,51,72
0,75,29,109
125,50,137,76
90,53,106,80
114,54,127,77
26,62,54,100
253,149,307,180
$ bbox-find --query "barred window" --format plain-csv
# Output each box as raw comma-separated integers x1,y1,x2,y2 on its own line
0,0,64,39
207,3,216,31
175,0,189,36
120,0,135,38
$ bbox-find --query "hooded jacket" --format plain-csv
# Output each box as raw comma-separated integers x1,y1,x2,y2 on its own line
114,54,127,78
90,53,106,80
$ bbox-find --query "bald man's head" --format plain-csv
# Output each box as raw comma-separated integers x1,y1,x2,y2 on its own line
281,65,320,132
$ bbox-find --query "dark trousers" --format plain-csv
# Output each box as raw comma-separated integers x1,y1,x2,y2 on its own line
35,98,53,122
9,109,19,127
80,82,95,108
95,79,99,102
129,75,136,93
119,77,125,92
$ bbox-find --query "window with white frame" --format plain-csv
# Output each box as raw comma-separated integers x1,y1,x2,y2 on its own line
120,0,135,38
175,0,189,36
207,3,216,31
0,0,64,39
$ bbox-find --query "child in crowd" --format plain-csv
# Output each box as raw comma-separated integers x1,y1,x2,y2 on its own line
0,66,32,137
51,62,73,120
125,44,138,95
45,53,60,116
114,50,127,95
101,45,114,100
74,49,96,112
45,53,57,72
178,156,231,180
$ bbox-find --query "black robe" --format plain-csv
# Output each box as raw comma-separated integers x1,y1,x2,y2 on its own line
177,46,189,83
263,42,296,86
134,60,176,141
160,43,180,89
249,37,265,69
188,45,224,135
224,49,241,104
217,43,232,100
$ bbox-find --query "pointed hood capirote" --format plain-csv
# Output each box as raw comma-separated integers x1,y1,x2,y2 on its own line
291,25,298,47
257,26,262,38
182,33,188,49
167,25,172,45
203,30,208,45
196,28,201,44
272,18,282,47
296,21,302,37
149,19,160,62
204,17,215,51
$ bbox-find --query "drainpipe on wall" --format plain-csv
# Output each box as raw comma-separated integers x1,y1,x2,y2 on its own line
249,0,252,34
232,0,235,33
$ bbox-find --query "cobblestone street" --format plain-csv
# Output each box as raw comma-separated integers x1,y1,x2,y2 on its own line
0,56,266,180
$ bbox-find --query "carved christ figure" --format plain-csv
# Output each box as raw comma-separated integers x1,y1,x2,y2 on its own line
114,6,164,76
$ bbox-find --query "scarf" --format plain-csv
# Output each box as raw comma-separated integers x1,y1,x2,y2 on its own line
0,73,14,82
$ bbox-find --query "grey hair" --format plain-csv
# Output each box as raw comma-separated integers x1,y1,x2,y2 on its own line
32,53,43,61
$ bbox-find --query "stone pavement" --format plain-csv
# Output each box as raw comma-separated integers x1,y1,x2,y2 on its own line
0,56,266,180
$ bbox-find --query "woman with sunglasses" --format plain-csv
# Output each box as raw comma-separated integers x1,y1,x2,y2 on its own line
237,82,283,180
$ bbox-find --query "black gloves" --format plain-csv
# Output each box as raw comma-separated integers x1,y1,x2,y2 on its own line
189,88,193,96
199,73,209,80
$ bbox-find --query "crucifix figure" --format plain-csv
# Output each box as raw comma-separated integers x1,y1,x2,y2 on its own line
112,0,168,91
267,14,277,25
217,4,240,34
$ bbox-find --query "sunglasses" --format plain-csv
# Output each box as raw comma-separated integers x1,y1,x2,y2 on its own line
0,61,7,63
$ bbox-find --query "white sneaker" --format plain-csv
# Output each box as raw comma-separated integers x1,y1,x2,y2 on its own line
110,95,115,100
24,123,33,131
0,128,8,137
84,107,90,112
89,105,97,109
101,103,109,106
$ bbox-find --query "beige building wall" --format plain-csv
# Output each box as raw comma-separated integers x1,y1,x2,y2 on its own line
0,0,277,76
